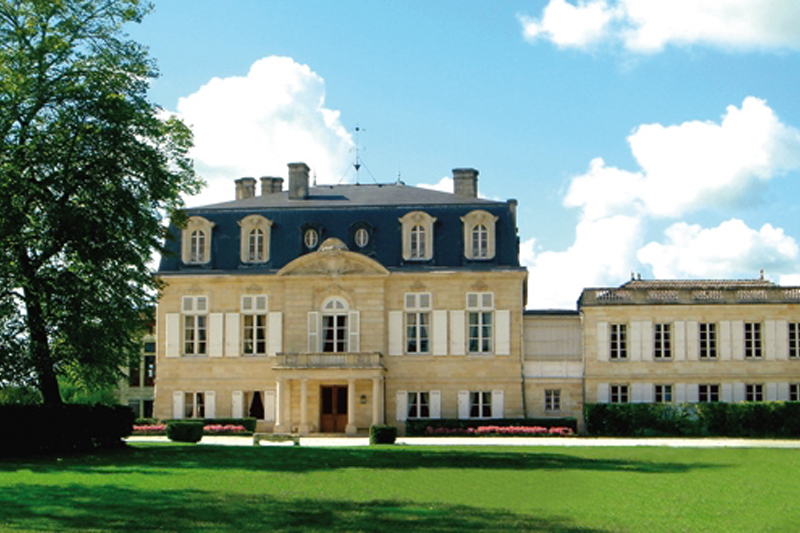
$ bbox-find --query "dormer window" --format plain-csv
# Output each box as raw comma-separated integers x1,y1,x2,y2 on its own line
304,228,319,250
355,228,369,248
182,216,215,265
461,210,498,260
239,215,272,264
400,211,436,261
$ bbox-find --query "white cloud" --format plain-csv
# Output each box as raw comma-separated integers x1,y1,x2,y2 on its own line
520,0,800,53
172,56,353,206
638,219,799,279
417,176,453,193
525,97,800,309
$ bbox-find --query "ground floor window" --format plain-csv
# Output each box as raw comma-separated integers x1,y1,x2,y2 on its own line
745,384,763,402
470,391,492,418
610,385,628,404
184,392,205,418
655,384,672,403
247,391,265,419
791,384,800,402
544,389,561,412
407,392,430,419
698,384,719,403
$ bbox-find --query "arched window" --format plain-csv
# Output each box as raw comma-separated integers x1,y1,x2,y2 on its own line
182,217,214,264
461,210,498,260
322,298,349,353
248,228,265,262
238,215,272,263
410,225,426,258
190,230,206,263
472,224,488,258
354,228,369,248
304,228,319,250
400,211,436,261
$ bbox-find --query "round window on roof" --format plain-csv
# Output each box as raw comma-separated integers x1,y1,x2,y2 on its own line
355,228,369,248
304,228,319,249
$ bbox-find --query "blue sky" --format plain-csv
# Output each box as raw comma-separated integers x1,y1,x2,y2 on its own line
131,1,800,308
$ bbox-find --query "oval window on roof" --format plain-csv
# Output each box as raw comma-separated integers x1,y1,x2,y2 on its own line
304,228,319,249
355,228,369,248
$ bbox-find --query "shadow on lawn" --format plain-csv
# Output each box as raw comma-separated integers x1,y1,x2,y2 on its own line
1,444,722,475
0,483,602,532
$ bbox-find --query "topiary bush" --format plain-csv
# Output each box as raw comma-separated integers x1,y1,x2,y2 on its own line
166,421,204,443
369,425,397,445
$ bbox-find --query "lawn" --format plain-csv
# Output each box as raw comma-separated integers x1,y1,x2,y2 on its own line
0,443,798,531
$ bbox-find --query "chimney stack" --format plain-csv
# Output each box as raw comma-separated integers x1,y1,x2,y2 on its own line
288,162,310,200
260,176,284,195
452,168,479,197
235,177,257,200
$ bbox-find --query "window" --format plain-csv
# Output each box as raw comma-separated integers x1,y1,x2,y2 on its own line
467,292,494,354
461,210,498,260
400,211,436,261
242,295,268,356
184,392,205,418
322,298,348,353
655,385,672,403
791,384,800,402
238,215,272,263
144,355,156,386
745,384,763,402
405,293,431,354
610,324,627,360
699,323,717,359
354,228,369,248
304,228,319,249
790,323,800,358
654,323,671,359
407,392,430,419
182,296,208,356
182,216,214,264
128,361,141,387
545,389,561,412
744,322,762,358
610,385,629,404
698,384,719,403
470,391,492,418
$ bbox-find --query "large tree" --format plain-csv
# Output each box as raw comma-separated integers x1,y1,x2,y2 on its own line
0,0,201,404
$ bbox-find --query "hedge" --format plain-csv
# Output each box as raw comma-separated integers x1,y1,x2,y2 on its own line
585,402,800,438
163,417,258,433
167,420,204,443
404,417,578,436
370,425,397,445
0,404,134,456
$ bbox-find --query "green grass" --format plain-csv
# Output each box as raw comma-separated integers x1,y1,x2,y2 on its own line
1,444,798,531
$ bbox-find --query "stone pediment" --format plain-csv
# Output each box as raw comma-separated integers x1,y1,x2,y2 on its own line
278,238,389,277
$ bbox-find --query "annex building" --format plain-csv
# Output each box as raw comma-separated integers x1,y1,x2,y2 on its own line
152,163,800,434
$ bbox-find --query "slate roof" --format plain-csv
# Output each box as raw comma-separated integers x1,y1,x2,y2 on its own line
620,279,776,290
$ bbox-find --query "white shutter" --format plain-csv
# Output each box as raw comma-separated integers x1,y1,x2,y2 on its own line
765,320,777,360
172,390,184,419
450,310,466,356
733,382,745,402
778,382,790,402
205,391,216,419
232,391,244,419
495,310,511,355
268,312,282,356
721,383,733,402
675,383,686,403
388,311,403,356
396,390,408,422
225,313,240,357
687,385,699,403
597,383,609,403
732,321,744,360
430,390,442,419
264,390,276,422
630,321,642,362
432,310,448,356
686,321,699,360
631,383,645,403
458,390,470,419
776,320,789,361
166,313,180,358
491,390,504,418
308,312,320,352
640,321,653,361
596,322,609,362
673,321,686,361
209,313,224,357
348,311,360,352
642,383,655,403
719,321,732,360
767,382,778,402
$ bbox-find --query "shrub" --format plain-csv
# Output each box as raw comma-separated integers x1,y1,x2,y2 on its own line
370,425,397,445
405,418,578,436
167,421,204,443
163,418,257,433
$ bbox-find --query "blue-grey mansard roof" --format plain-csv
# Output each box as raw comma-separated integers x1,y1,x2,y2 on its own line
157,165,522,274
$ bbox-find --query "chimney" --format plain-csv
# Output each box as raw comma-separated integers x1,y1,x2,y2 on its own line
235,177,256,200
453,168,479,197
288,162,310,200
260,176,284,195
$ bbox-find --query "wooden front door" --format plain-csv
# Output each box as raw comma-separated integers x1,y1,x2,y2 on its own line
320,385,348,433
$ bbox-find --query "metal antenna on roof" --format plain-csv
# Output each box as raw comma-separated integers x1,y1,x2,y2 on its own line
338,124,380,185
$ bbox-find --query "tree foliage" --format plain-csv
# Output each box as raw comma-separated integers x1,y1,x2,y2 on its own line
0,0,201,404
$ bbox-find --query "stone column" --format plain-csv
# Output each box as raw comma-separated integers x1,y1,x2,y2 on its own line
299,378,310,435
346,378,357,436
274,378,288,433
372,377,384,425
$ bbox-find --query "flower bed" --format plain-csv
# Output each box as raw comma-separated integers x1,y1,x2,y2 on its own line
423,425,574,437
132,423,250,436
133,424,167,435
